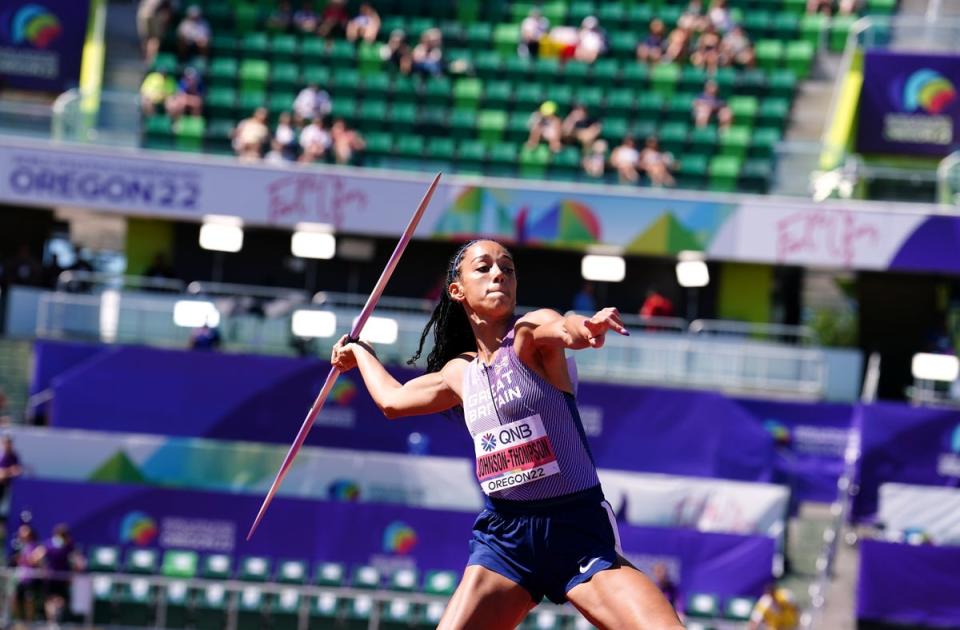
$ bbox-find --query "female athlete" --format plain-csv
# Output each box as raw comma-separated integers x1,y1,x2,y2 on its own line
331,239,683,630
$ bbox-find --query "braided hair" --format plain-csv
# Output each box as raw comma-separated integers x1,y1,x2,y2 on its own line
408,240,484,373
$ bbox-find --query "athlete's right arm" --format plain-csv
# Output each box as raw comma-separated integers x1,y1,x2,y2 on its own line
331,335,463,419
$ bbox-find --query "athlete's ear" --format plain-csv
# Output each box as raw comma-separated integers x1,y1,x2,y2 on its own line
448,280,465,303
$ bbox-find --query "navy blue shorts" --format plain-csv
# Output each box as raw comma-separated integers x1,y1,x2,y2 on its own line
467,485,622,604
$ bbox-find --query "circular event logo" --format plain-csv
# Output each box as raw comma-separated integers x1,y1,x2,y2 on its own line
900,69,956,115
382,521,417,555
327,479,361,501
120,511,158,546
330,378,357,406
8,4,62,48
763,419,791,446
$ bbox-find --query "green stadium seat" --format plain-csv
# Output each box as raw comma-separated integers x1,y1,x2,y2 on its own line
784,0,808,13
359,71,391,99
590,58,620,85
750,126,781,159
152,52,178,74
208,57,238,87
755,40,784,72
689,125,718,156
457,139,488,173
448,108,476,139
503,56,532,82
659,122,689,154
424,76,453,106
358,42,382,75
396,134,426,158
233,3,259,33
454,78,483,110
771,11,799,40
867,0,897,15
115,578,157,627
577,86,604,112
144,115,174,150
786,40,816,79
465,22,493,50
270,61,300,90
331,96,357,120
568,1,596,25
608,31,636,59
239,556,271,582
301,65,330,87
240,32,268,57
237,90,266,115
125,548,159,574
268,34,297,61
719,125,751,160
551,146,582,180
390,74,418,106
418,105,449,135
709,155,742,192
275,559,307,584
677,153,709,189
540,0,567,24
330,68,359,97
310,592,341,620
519,144,550,178
423,570,458,596
680,65,709,93
801,13,828,47
239,59,269,93
743,11,772,38
660,5,684,27
329,39,357,68
473,51,503,79
506,111,531,142
89,546,120,572
651,63,681,96
352,565,381,589
193,583,229,629
514,82,545,112
383,597,416,623
598,2,626,24
601,117,628,142
634,91,664,123
161,550,198,579
493,23,520,57
92,576,117,625
563,61,591,86
735,68,767,97
724,596,758,621
483,80,512,109
740,159,774,193
315,562,345,587
478,110,508,145
163,581,190,628
768,69,797,99
348,594,376,620
758,97,791,129
356,98,388,131
299,37,325,64
666,93,696,122
621,62,650,88
605,89,635,118
272,589,301,630
201,553,232,580
686,592,721,618
488,142,519,176
830,15,857,52
236,585,266,630
363,131,394,162
426,136,456,162
729,96,759,126
210,34,237,57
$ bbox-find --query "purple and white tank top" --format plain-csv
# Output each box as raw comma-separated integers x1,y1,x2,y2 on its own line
462,326,600,501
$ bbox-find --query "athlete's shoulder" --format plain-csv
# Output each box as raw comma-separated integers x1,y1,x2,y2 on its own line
516,308,563,328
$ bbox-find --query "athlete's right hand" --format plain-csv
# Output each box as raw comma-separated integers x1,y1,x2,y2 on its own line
331,334,358,372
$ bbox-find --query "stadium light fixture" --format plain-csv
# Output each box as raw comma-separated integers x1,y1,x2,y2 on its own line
173,300,221,328
353,315,398,344
291,309,337,338
199,215,244,253
99,289,120,343
581,254,626,283
291,223,336,259
676,251,710,288
911,353,960,382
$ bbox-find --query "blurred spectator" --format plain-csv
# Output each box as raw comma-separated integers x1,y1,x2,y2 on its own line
572,282,597,312
144,252,178,289
693,80,733,130
176,5,210,60
664,26,692,63
678,0,708,32
293,82,332,124
610,136,641,183
140,69,174,115
575,16,606,64
331,118,365,165
381,29,413,74
639,136,677,187
6,245,42,287
582,139,608,178
808,0,858,15
63,250,94,293
652,563,680,611
266,0,293,32
722,25,756,68
293,83,333,121
346,3,381,44
526,101,563,153
747,583,799,630
165,67,205,118
137,0,173,65
232,107,271,161
641,287,676,318
190,322,221,351
317,0,349,39
0,389,11,425
708,0,734,32
637,19,667,64
519,8,549,58
299,116,331,162
562,104,602,151
0,435,24,509
412,28,444,76
38,524,84,625
267,111,299,162
12,524,41,622
294,0,319,33
691,28,723,72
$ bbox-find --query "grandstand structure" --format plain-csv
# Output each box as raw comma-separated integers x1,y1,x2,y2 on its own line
1,0,960,629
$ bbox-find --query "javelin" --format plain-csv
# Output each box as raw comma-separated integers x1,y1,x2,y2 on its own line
247,172,442,539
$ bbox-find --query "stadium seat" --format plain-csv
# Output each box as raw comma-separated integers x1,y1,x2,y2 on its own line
423,570,458,596
125,548,159,574
651,63,681,96
493,23,520,57
144,115,174,150
724,596,757,621
519,145,550,179
92,575,117,625
709,155,743,192
719,125,751,160
115,578,157,627
677,154,710,189
236,585,267,630
382,596,416,624
162,550,198,579
174,116,205,151
740,159,774,193
270,62,300,91
193,583,229,629
478,110,508,146
689,125,719,156
89,545,120,572
276,559,307,584
311,591,341,622
352,565,381,589
453,78,483,110
201,553,232,580
268,34,297,62
238,59,269,93
686,592,721,618
830,15,858,52
659,122,689,155
755,40,785,72
786,40,816,79
163,581,190,629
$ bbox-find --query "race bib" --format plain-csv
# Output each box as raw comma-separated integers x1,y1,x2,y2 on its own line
473,414,561,495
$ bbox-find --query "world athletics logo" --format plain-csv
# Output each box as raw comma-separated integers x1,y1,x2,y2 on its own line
330,379,357,406
763,419,792,446
120,511,158,546
327,478,361,501
382,521,417,555
3,4,62,49
895,69,956,115
481,433,497,452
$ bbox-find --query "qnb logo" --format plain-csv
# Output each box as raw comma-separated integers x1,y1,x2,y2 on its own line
382,521,417,555
902,69,956,114
120,511,158,546
481,433,497,452
8,4,62,48
497,424,533,445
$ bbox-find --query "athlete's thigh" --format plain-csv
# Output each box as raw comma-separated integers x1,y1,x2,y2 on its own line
566,565,684,630
437,565,536,630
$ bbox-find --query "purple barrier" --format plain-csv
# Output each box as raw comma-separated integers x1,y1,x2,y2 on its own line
854,403,960,521
38,340,775,482
858,539,960,628
10,478,773,598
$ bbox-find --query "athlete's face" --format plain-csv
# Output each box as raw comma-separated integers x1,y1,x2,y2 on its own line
449,240,517,317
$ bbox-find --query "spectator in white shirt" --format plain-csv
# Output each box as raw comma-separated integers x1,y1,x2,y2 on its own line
575,16,606,64
176,5,210,59
519,9,549,58
299,117,331,163
232,107,270,162
610,136,641,183
293,83,332,125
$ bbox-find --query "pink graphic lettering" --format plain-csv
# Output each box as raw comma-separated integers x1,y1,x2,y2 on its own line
267,174,369,227
775,209,879,267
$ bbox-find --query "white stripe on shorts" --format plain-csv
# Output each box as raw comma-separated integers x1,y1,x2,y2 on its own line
600,500,623,555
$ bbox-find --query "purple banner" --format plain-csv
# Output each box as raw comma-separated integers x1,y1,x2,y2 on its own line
854,403,960,521
0,0,90,92
11,478,773,598
857,50,960,157
858,539,960,627
38,340,776,483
